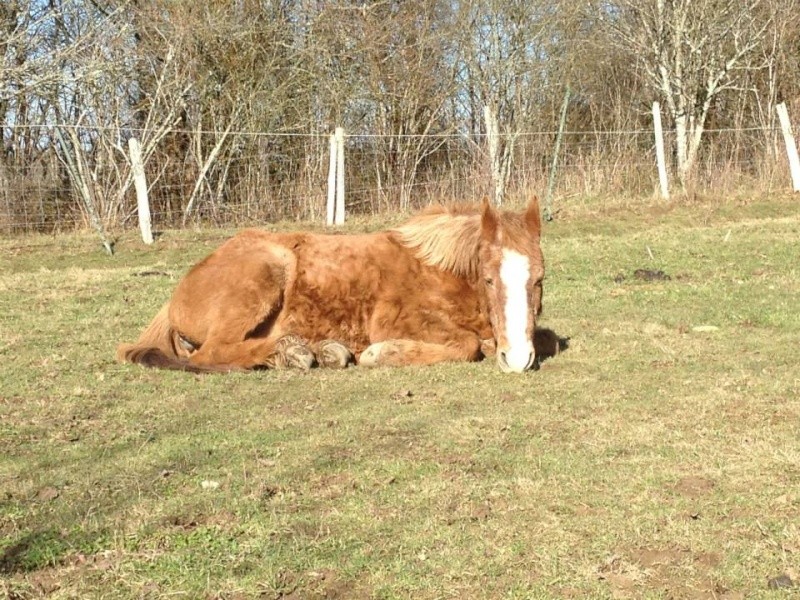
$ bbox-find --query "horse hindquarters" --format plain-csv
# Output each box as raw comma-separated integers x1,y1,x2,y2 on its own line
117,232,297,372
167,234,295,370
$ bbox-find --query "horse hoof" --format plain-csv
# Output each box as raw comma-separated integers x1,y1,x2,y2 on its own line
317,340,354,369
359,342,384,367
274,335,316,370
285,345,316,370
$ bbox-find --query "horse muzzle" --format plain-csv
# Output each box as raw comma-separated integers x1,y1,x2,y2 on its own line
497,344,535,373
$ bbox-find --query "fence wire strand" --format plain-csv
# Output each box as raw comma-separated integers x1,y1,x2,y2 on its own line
0,123,795,235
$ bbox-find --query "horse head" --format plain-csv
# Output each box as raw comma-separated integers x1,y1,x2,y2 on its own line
479,196,544,373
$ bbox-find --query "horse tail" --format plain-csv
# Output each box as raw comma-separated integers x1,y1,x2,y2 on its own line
116,303,177,365
117,304,239,374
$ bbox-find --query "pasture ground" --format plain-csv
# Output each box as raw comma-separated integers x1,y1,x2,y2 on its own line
1,195,799,599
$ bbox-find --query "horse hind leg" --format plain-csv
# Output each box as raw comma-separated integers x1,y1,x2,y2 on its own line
186,330,352,373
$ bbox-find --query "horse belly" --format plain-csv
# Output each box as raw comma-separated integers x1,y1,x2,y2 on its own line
282,280,373,353
281,238,380,353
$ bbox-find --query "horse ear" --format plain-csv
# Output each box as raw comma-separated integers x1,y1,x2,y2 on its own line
481,198,498,242
524,194,542,237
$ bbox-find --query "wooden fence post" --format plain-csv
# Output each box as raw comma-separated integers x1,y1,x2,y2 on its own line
128,137,153,244
776,102,800,192
653,102,670,200
484,105,502,205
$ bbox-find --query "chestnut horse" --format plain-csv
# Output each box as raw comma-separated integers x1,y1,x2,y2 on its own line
117,196,545,373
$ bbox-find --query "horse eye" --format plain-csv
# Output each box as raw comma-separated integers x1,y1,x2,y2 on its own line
484,277,494,287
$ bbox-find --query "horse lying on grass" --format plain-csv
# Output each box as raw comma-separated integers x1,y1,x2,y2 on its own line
117,196,550,374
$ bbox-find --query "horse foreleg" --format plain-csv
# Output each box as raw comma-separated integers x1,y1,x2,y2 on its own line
359,338,482,368
362,303,483,367
313,339,355,369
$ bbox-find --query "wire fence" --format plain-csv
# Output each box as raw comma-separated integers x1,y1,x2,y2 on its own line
0,123,795,236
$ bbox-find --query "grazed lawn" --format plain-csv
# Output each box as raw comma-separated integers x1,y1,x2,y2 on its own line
1,196,799,599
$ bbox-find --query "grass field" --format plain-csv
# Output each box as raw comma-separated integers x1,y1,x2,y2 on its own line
1,196,799,599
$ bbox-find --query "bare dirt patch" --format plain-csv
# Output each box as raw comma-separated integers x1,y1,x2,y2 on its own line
673,476,716,498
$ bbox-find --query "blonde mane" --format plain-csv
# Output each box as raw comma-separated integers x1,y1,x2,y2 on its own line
391,206,483,278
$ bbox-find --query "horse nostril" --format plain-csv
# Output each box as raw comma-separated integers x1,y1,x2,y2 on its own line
497,350,511,372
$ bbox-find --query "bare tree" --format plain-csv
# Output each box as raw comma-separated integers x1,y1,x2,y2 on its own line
746,0,800,138
454,0,565,203
602,0,772,187
309,0,461,210
0,0,136,234
4,0,800,232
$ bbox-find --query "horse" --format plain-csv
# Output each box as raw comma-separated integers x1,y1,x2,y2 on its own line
116,196,546,374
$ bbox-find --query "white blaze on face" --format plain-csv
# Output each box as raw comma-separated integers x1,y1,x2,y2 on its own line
499,248,534,372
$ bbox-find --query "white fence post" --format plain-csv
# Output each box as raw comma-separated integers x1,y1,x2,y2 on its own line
652,102,670,200
776,102,800,193
326,133,337,226
128,137,153,244
326,127,346,226
334,127,345,225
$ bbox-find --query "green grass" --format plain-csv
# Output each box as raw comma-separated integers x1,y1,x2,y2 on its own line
1,196,799,598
